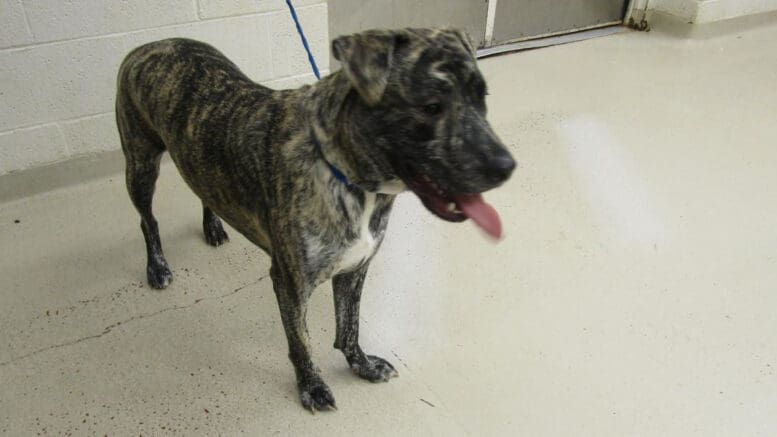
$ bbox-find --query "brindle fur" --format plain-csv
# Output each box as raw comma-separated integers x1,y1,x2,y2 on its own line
116,28,514,411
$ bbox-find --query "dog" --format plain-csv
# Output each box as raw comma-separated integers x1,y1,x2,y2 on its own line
116,28,515,412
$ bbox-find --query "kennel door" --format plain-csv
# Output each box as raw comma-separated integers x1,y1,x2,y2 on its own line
328,0,489,55
490,0,628,45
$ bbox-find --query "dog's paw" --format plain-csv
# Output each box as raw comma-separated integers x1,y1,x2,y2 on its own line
350,354,398,382
147,263,173,289
203,219,229,247
299,380,337,412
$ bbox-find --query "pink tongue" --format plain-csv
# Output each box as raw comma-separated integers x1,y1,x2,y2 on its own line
454,194,503,240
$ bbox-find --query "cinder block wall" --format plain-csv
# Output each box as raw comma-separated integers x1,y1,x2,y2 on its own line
648,0,777,23
0,0,329,176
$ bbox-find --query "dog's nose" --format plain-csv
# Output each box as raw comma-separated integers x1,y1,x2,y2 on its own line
487,153,516,180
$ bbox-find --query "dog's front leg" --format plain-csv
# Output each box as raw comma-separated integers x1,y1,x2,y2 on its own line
333,263,399,382
270,259,336,412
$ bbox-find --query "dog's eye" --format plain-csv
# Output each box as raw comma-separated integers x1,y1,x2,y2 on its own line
422,103,443,115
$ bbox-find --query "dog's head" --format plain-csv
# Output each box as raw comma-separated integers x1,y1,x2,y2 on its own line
332,28,515,238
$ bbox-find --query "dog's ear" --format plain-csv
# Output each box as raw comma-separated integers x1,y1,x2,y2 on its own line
332,31,407,106
442,28,476,57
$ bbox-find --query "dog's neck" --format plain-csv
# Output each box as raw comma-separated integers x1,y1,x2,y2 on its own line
304,73,405,195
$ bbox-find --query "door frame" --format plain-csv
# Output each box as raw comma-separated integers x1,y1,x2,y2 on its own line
624,0,650,23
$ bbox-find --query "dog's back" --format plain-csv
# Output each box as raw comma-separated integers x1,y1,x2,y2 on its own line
116,38,296,250
117,38,261,139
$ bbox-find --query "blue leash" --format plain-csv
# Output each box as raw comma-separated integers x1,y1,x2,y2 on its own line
285,0,321,80
285,0,355,188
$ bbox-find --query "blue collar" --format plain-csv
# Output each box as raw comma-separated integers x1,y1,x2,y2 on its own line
326,161,353,188
311,134,355,189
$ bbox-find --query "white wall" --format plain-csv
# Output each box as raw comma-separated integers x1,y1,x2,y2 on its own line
0,0,329,175
648,0,777,23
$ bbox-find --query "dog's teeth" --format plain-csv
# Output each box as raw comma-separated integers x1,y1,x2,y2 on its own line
447,202,456,212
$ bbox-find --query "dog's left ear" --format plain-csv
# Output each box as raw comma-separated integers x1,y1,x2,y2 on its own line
332,30,407,106
442,28,476,57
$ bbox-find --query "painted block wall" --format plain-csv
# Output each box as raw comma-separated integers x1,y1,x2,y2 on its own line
648,0,777,23
0,0,329,175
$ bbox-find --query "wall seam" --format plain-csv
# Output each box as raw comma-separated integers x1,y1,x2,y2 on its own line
0,64,330,137
54,123,71,156
194,0,202,20
0,112,114,136
0,4,325,54
18,0,34,40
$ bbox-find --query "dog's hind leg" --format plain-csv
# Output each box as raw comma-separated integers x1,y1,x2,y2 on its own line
333,263,398,382
270,258,336,412
118,106,173,289
126,153,173,289
202,205,229,247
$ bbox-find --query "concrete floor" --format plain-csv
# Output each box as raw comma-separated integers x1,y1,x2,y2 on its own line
2,16,777,436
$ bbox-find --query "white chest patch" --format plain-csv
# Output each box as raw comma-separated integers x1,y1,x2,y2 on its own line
376,179,406,195
334,192,378,274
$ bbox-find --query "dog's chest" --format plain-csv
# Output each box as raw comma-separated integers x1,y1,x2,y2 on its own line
333,193,378,274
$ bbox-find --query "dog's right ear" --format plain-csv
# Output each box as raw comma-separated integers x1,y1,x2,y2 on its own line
332,31,407,106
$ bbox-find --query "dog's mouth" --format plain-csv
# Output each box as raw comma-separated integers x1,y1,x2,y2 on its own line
405,174,503,239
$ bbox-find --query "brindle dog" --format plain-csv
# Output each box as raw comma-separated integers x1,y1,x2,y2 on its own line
116,28,515,412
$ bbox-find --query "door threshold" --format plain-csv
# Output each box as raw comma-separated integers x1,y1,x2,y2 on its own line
477,24,627,58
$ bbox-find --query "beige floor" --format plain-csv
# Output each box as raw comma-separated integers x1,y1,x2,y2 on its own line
2,16,777,436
